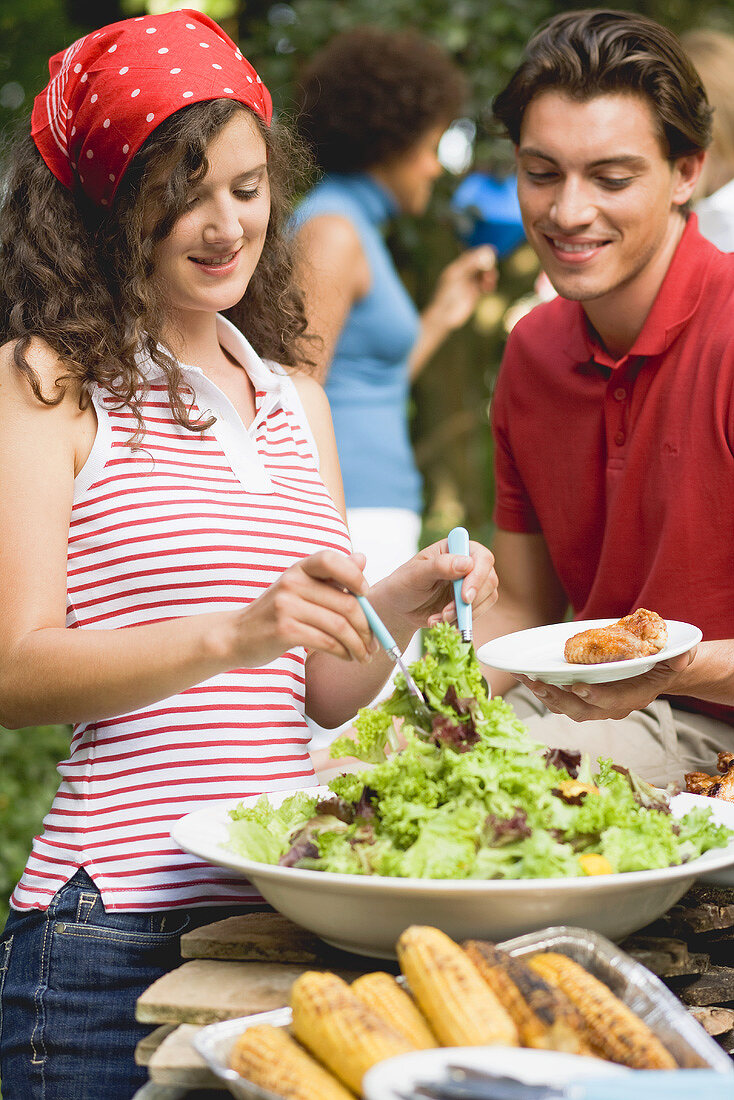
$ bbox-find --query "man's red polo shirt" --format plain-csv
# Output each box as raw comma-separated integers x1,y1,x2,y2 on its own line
492,215,734,724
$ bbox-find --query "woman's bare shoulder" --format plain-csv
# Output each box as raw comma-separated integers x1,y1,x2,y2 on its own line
290,370,334,445
291,370,331,412
0,336,82,408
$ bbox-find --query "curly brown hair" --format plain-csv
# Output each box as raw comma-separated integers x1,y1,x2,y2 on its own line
296,27,466,174
0,99,313,437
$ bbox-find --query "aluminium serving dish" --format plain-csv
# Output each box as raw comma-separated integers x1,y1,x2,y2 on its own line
191,925,733,1100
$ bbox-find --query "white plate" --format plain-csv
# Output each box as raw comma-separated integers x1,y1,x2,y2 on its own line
363,1047,627,1100
171,788,734,958
477,618,702,685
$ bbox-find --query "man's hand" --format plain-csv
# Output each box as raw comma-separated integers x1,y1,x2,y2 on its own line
515,648,697,721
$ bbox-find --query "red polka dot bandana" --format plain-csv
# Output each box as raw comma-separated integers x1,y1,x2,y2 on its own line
31,8,272,208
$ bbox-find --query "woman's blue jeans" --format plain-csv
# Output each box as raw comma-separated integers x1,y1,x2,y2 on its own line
0,868,251,1099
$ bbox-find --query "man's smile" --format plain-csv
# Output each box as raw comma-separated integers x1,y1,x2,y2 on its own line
548,237,611,254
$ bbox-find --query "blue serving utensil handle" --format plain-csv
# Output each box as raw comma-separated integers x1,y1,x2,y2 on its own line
355,594,399,657
354,593,432,725
447,526,472,641
432,1069,734,1100
572,1070,734,1100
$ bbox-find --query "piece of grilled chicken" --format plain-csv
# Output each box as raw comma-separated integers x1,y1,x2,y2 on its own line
685,751,734,801
564,608,667,665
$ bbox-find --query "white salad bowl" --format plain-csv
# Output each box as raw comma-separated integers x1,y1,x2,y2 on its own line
172,788,734,959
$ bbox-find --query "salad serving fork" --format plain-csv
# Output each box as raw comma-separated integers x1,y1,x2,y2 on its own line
354,525,475,730
354,593,433,729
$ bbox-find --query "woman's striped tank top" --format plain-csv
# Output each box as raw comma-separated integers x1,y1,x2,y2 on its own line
11,316,351,912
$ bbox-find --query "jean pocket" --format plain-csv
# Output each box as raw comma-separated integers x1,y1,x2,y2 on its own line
53,912,191,946
0,934,13,1048
49,913,192,1002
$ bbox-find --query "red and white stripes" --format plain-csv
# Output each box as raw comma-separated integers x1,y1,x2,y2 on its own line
12,319,351,911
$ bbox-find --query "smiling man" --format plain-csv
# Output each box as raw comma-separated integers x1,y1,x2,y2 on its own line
479,9,734,784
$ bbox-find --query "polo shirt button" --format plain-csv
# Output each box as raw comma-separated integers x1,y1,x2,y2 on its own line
613,387,626,401
614,430,625,446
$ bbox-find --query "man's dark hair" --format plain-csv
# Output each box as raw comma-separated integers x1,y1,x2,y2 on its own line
296,27,465,173
493,9,712,158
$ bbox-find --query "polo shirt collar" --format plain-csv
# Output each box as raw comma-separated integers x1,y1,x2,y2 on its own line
562,214,714,368
132,315,286,493
135,314,286,402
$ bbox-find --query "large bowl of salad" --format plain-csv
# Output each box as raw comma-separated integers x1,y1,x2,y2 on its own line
172,625,734,958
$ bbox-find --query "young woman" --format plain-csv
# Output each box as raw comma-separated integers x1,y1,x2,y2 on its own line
0,11,497,1098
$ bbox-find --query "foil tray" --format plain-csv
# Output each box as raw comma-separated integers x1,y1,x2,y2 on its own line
192,924,733,1098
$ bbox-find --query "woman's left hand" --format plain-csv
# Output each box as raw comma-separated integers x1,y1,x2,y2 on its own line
428,245,497,332
375,538,498,635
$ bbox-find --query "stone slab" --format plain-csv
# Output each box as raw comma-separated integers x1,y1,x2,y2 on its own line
136,1025,177,1066
136,958,362,1026
180,912,322,962
180,911,385,970
148,1025,224,1091
688,1006,734,1036
620,934,708,977
675,965,734,1006
668,885,734,933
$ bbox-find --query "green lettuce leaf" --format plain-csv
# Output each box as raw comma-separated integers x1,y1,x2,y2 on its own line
227,792,318,863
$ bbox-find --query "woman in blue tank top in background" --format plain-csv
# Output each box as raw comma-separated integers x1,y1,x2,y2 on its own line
293,30,496,732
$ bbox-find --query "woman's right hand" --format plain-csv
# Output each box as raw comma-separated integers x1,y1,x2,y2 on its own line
429,244,497,332
233,551,379,668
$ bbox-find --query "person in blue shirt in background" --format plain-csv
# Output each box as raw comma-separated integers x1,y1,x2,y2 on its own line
292,29,496,740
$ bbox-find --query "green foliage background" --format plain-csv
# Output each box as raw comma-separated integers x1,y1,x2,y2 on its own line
1,0,732,962
0,727,71,931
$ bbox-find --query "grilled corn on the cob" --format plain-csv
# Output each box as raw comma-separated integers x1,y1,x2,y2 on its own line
397,925,519,1047
229,1024,354,1100
463,940,594,1054
351,971,437,1048
290,970,416,1093
528,951,677,1068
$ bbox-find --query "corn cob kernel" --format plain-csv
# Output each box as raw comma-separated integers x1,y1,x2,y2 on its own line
528,952,677,1069
229,1024,354,1100
351,971,438,1049
397,925,518,1047
578,854,614,875
290,970,416,1093
463,940,594,1055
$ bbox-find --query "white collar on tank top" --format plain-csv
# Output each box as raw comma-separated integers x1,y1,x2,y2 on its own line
131,314,290,493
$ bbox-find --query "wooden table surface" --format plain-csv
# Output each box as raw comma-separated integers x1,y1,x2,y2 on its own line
132,884,734,1097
